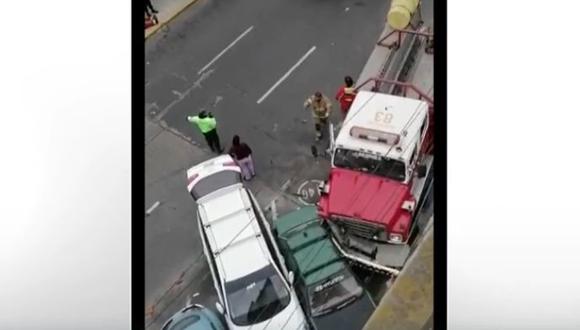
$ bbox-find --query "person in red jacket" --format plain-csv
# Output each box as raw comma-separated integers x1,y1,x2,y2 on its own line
335,76,357,119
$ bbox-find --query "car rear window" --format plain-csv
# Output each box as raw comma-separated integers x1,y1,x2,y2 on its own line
225,265,291,326
308,267,363,316
191,170,241,199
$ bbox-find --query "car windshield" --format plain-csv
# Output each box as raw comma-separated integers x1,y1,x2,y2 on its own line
191,170,241,199
308,266,363,317
225,265,291,326
333,148,406,182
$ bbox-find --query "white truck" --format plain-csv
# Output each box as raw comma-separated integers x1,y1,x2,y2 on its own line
318,79,433,272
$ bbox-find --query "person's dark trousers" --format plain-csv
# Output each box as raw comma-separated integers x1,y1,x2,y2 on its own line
203,129,223,153
145,0,157,16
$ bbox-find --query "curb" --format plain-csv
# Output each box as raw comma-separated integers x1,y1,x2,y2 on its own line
145,0,202,40
144,259,202,328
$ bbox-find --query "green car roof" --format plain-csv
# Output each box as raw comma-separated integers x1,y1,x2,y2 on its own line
274,206,320,234
274,206,345,286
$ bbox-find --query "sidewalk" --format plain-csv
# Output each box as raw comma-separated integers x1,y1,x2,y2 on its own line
145,0,201,39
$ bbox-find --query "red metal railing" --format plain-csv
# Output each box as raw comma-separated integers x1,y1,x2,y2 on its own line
377,28,434,52
355,78,433,107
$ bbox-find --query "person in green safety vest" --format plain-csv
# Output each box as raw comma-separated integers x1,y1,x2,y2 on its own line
186,111,224,153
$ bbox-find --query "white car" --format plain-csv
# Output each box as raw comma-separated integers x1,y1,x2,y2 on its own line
186,155,309,330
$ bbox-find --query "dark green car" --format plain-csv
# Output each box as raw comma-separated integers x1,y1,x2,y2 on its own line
272,206,375,330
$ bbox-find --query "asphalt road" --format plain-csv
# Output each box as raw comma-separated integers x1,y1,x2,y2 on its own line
145,120,220,329
145,0,395,327
146,0,390,185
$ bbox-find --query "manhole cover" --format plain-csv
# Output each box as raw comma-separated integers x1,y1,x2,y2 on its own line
296,179,323,205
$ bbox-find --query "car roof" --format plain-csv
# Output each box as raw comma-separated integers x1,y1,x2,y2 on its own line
186,154,240,192
198,185,272,281
274,206,319,235
294,239,343,286
162,305,223,330
274,207,344,286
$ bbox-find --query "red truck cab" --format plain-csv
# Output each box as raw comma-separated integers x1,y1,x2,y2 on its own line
318,90,431,246
318,167,414,243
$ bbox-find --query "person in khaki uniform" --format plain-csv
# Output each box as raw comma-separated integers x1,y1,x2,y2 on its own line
304,91,332,140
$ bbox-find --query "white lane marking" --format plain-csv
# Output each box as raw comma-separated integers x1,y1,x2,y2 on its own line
146,201,161,216
197,26,254,75
280,179,291,192
256,46,317,104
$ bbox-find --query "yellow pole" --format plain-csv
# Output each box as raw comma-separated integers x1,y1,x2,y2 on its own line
387,0,420,30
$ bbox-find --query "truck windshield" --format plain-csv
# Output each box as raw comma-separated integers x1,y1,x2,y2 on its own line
224,265,291,326
333,148,406,182
308,266,363,317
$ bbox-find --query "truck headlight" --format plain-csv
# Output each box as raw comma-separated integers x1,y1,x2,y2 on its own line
401,200,416,212
389,233,403,243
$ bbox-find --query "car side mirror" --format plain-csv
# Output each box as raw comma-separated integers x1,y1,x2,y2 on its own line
416,165,427,178
288,271,295,285
215,302,225,315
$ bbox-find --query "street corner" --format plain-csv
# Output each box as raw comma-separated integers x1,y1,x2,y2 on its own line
145,0,203,40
